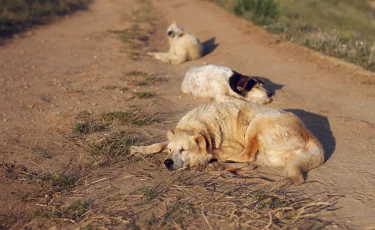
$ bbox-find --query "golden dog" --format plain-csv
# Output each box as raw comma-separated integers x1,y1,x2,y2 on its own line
147,22,203,64
131,100,324,184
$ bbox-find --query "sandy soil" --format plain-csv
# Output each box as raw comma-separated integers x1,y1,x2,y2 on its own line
0,0,374,229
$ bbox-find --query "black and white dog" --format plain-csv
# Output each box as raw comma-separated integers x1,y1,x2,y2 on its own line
182,64,273,104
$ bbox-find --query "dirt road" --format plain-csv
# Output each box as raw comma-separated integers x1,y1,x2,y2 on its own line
1,0,374,229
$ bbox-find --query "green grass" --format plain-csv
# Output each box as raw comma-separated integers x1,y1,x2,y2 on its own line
0,0,91,38
210,0,375,72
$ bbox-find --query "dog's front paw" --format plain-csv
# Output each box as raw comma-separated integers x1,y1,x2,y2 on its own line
146,52,156,57
130,146,145,155
256,98,273,105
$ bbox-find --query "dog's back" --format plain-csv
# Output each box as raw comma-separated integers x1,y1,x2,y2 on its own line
182,64,233,99
176,100,260,147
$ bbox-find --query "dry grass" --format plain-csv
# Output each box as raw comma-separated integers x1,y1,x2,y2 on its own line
21,170,84,195
34,199,93,222
73,121,107,134
133,92,156,99
78,171,336,229
121,70,168,86
101,109,158,126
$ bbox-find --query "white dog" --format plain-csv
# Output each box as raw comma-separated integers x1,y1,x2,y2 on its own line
131,100,324,184
147,22,204,64
182,64,273,104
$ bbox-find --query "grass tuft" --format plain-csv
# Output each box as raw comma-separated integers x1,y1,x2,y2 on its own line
73,121,106,134
102,109,157,126
88,131,142,166
133,92,156,99
34,199,92,222
20,169,83,195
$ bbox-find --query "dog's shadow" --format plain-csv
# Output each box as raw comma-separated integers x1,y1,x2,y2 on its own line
285,109,336,162
257,76,284,96
202,37,219,56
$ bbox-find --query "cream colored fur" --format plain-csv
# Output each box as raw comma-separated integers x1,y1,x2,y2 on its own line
131,100,324,184
147,22,203,64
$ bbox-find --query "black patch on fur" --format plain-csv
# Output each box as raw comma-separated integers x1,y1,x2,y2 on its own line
229,71,243,94
245,79,257,91
229,71,258,95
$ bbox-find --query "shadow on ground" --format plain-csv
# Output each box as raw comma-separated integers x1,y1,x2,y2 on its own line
285,109,336,162
257,76,284,96
202,37,219,56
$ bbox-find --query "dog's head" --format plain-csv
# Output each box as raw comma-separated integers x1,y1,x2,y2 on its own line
163,129,212,170
167,22,186,38
230,71,273,104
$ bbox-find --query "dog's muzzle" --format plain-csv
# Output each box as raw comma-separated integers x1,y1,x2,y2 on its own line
164,159,174,170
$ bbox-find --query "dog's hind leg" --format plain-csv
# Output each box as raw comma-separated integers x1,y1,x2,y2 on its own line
130,142,168,155
168,50,187,64
225,130,259,163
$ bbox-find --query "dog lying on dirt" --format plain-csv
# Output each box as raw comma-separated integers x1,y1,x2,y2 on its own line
147,22,204,64
182,64,273,104
130,100,324,184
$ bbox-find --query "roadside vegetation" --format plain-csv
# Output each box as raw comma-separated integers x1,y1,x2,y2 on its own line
210,0,375,72
0,0,91,39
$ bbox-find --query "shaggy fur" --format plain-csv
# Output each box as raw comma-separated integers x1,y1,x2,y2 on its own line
131,100,324,184
182,64,273,104
147,22,204,64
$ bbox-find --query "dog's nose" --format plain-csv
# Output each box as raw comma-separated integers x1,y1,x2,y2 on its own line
167,31,173,36
164,159,174,168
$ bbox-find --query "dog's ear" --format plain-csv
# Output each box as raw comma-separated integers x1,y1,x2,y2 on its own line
230,71,252,93
167,128,183,140
194,134,207,151
237,78,250,91
167,129,174,140
244,79,257,91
